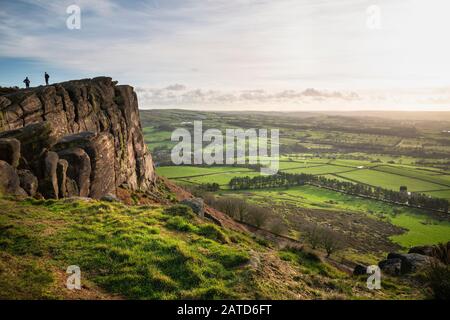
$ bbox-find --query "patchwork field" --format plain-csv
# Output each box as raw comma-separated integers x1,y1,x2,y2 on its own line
144,110,450,262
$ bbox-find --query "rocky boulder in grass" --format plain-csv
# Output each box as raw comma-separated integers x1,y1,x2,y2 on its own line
378,252,438,276
387,252,436,274
181,198,205,217
408,245,434,257
409,242,450,264
379,258,402,276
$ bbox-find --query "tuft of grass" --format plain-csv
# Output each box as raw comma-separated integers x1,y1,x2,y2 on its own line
166,216,197,232
163,204,195,218
195,224,229,244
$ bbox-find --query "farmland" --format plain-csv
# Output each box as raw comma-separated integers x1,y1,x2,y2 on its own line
142,110,450,259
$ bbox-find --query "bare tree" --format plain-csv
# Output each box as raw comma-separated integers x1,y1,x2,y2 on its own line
303,224,322,249
268,217,289,236
320,228,344,258
246,205,271,228
234,198,248,222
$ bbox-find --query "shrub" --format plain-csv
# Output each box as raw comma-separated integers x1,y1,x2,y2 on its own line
246,205,271,228
432,242,450,265
424,262,450,299
267,217,289,236
214,197,248,221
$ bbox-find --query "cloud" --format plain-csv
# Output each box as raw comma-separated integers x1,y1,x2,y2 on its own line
136,85,363,109
135,84,450,111
165,84,187,91
1,0,450,111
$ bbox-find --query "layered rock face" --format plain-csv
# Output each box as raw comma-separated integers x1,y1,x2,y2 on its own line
0,77,155,199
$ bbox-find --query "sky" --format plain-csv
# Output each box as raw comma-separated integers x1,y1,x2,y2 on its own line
1,0,450,110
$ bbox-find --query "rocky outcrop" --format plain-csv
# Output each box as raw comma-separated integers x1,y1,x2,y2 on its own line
378,252,438,275
0,77,155,199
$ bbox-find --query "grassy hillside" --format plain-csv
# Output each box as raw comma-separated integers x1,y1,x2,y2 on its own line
0,196,424,300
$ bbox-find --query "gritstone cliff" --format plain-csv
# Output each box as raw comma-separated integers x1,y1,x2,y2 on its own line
0,77,155,199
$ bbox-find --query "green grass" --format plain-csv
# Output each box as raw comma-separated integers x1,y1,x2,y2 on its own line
156,166,254,179
282,165,355,175
0,197,257,299
0,195,427,300
389,213,450,248
423,189,450,200
337,169,443,192
178,172,262,187
374,165,450,187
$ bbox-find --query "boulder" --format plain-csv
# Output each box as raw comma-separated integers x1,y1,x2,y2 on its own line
386,252,435,274
0,160,27,196
379,258,402,276
56,147,91,197
0,138,20,167
353,264,368,276
408,245,434,257
37,151,59,199
181,198,205,218
408,243,450,264
100,194,120,202
18,169,38,196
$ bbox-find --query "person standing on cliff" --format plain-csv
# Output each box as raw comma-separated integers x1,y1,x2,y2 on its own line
23,77,30,88
44,72,50,85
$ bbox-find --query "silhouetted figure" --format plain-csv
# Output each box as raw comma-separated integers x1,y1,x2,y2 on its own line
23,77,30,88
45,72,50,85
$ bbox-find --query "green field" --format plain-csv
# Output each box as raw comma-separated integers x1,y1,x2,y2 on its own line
337,169,445,192
390,213,450,248
156,166,253,179
282,164,356,175
157,160,450,248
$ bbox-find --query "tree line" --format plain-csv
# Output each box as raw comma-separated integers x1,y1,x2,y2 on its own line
229,172,449,213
